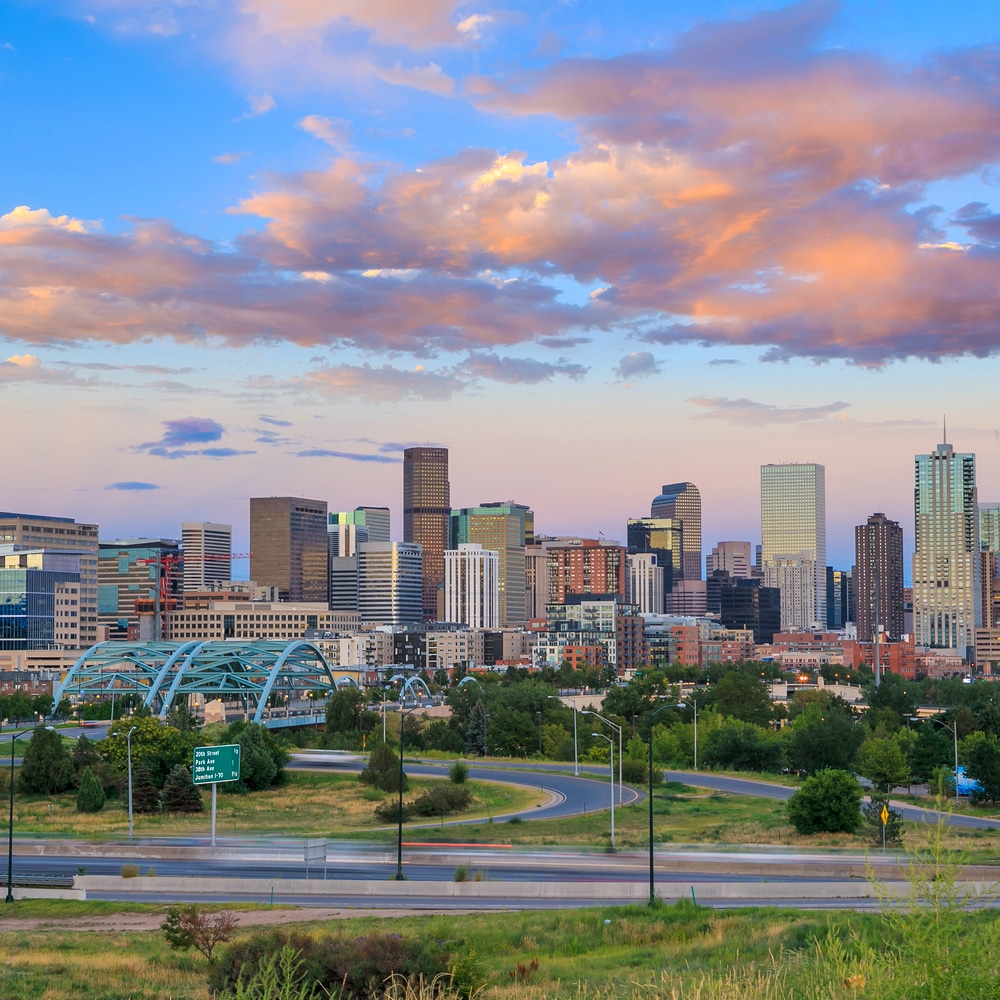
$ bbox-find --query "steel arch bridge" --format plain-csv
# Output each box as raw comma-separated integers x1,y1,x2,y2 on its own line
55,640,340,724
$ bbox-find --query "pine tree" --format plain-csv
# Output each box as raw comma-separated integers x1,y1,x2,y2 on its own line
465,701,489,756
359,742,407,793
160,765,204,813
18,726,76,794
131,764,161,814
72,733,99,773
76,766,106,812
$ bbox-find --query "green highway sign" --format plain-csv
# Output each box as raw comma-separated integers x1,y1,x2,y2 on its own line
192,744,241,785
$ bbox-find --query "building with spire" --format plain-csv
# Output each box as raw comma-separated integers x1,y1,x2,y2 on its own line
913,430,981,656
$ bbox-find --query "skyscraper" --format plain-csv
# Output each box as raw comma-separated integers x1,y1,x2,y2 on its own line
627,518,682,598
760,463,827,627
403,447,450,619
855,513,904,641
357,542,422,625
625,552,664,614
913,437,981,653
650,482,702,582
250,497,329,603
181,522,232,590
451,503,530,625
0,512,99,648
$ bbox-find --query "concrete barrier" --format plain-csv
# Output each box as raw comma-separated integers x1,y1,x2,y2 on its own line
10,886,86,901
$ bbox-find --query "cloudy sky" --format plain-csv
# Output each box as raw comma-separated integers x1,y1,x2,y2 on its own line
3,0,1000,570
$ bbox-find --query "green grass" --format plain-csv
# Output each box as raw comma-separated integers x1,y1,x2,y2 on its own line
6,770,541,840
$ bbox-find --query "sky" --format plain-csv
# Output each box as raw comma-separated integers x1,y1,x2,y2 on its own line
3,0,1000,572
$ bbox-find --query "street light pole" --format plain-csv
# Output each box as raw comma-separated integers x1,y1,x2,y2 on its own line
592,732,614,849
126,725,138,840
7,727,40,903
395,704,419,880
648,703,672,906
584,711,623,804
547,696,578,776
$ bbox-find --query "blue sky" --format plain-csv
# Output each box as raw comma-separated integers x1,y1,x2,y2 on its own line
3,0,1000,571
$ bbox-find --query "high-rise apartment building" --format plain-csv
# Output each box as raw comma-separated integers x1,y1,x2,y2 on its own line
0,512,99,648
980,503,1000,555
764,552,819,630
650,482,702,582
451,503,530,625
181,522,232,591
625,552,664,615
913,438,981,654
855,513,904,641
357,541,422,625
760,463,827,627
444,543,500,629
545,539,625,605
250,497,329,604
706,541,753,579
403,447,450,619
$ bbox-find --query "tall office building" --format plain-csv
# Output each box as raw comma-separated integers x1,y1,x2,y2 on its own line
627,518,682,600
980,502,1000,555
650,482,702,582
451,503,530,625
0,512,99,648
826,567,856,629
764,552,818,630
444,543,500,629
181,522,232,591
979,503,1000,628
357,542,422,625
330,507,390,552
403,447,450,619
706,541,753,579
0,547,81,649
913,437,981,653
760,463,827,627
250,497,329,603
98,537,181,639
855,513,904,641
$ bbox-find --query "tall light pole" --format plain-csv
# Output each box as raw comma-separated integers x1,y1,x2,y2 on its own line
395,704,420,880
7,726,52,903
126,725,138,840
914,716,960,796
584,711,622,804
548,696,578,776
647,703,673,906
592,732,614,849
679,699,698,770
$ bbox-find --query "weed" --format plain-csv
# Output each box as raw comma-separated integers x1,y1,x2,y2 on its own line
120,863,140,878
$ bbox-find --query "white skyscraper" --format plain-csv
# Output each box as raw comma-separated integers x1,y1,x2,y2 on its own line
444,543,499,629
913,437,981,654
181,522,232,591
357,542,422,625
625,552,665,615
764,553,818,630
760,463,827,628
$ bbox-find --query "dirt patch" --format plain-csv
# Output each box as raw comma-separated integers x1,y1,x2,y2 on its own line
0,906,489,934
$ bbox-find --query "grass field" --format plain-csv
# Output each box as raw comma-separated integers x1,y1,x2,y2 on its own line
8,770,540,839
0,891,997,999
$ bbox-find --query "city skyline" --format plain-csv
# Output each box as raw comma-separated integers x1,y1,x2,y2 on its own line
4,2,1000,563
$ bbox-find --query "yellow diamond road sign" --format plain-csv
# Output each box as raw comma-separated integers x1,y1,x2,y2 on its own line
880,804,889,825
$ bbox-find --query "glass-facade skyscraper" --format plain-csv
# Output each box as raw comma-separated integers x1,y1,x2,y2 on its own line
760,463,827,627
403,447,450,620
913,439,981,653
649,482,702,581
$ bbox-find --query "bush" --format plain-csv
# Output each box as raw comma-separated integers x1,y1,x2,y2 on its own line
786,768,862,834
121,863,140,878
76,766,106,812
209,929,450,999
374,799,414,823
161,904,237,960
359,743,407,794
160,765,204,813
411,783,472,817
622,758,663,785
448,761,469,785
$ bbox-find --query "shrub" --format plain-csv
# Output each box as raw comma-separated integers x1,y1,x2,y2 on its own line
448,760,469,785
412,783,471,817
76,766,106,812
161,904,237,960
121,863,140,878
18,726,75,794
622,758,663,785
210,930,450,999
786,768,862,834
359,743,407,794
374,799,414,823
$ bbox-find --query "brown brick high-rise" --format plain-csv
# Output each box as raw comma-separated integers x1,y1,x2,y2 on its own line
403,447,450,620
855,512,904,641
